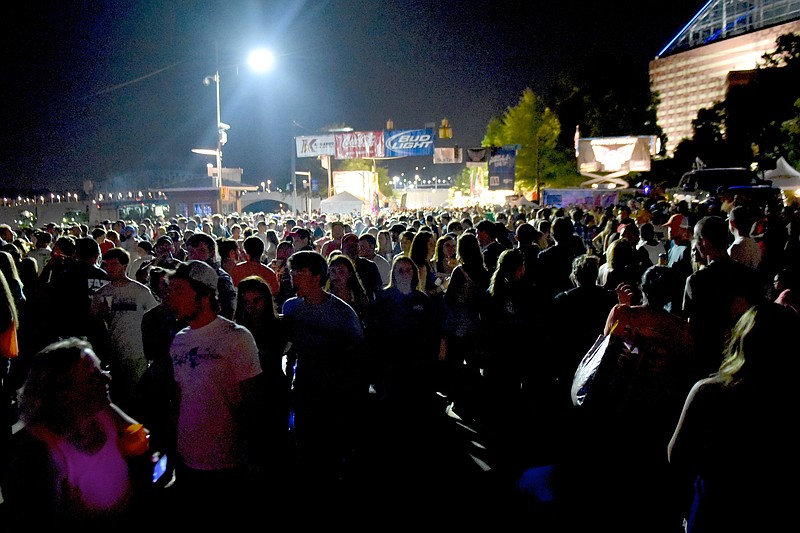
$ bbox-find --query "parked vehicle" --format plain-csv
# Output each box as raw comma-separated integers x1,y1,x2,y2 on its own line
666,167,766,204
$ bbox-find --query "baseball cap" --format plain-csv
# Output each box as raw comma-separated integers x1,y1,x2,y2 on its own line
662,214,689,230
341,233,358,246
174,260,218,292
288,227,312,240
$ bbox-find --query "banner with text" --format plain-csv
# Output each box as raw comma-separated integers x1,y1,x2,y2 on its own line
488,148,516,191
334,131,385,160
295,135,335,158
384,128,434,157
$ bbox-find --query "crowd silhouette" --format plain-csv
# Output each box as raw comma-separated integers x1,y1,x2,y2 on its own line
0,196,797,531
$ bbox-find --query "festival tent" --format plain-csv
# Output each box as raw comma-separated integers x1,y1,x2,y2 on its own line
764,156,800,192
319,190,365,215
509,195,537,208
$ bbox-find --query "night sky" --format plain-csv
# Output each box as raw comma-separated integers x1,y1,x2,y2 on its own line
1,1,702,193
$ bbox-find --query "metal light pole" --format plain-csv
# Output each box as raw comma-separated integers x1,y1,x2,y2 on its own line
192,47,273,203
295,171,311,215
204,71,225,188
213,72,221,188
292,169,298,216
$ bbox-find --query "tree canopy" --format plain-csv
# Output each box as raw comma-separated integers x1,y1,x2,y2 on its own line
481,88,579,197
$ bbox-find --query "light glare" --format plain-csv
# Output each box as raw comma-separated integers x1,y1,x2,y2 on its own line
248,49,275,73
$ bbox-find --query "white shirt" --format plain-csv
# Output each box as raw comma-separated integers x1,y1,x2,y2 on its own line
728,235,761,270
638,239,666,267
171,317,261,470
370,253,392,288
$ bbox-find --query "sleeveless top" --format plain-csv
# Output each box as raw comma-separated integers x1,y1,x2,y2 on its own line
43,409,132,515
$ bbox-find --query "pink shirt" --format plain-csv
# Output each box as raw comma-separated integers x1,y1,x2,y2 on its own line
45,410,132,514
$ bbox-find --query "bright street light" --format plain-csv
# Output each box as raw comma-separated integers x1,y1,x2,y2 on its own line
247,48,275,73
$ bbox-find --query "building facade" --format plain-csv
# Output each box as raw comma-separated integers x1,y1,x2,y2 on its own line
650,0,800,155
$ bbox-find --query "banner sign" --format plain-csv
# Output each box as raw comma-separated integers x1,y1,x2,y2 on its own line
488,148,516,190
384,128,434,157
295,135,335,158
543,188,619,209
334,131,385,160
433,146,462,164
577,136,654,173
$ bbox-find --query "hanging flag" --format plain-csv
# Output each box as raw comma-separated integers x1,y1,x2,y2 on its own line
488,148,516,191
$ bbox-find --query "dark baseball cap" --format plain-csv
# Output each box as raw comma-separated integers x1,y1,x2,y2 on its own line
341,233,358,245
288,227,312,240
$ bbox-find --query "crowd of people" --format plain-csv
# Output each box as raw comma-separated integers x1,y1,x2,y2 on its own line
0,194,797,530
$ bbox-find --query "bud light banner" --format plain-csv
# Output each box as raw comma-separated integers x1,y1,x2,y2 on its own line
488,148,516,190
384,129,435,157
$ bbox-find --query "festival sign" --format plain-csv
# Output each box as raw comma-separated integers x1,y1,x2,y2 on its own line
334,131,385,160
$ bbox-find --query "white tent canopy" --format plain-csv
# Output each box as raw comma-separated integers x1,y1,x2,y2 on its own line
319,190,365,215
509,195,536,208
764,156,800,191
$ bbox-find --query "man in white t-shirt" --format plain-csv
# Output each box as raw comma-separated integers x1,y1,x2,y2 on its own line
90,247,158,413
167,260,265,525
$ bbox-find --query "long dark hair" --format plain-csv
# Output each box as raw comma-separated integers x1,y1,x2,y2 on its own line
234,276,284,360
488,248,524,297
456,232,487,279
235,276,279,327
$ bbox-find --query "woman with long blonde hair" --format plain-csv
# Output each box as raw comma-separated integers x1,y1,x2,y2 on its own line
668,303,800,531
